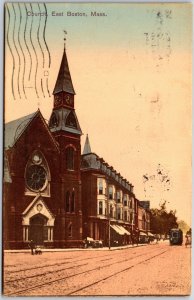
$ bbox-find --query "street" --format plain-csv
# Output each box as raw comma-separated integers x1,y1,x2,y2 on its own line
3,241,191,296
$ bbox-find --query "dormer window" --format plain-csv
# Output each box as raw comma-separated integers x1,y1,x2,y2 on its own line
49,113,58,128
66,112,77,128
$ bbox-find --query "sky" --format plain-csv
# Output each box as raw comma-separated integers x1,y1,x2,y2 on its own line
4,2,192,225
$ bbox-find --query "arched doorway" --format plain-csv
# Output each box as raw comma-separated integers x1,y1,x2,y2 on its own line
29,214,48,245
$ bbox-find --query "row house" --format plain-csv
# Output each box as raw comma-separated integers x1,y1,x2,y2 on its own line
138,200,152,242
81,135,139,246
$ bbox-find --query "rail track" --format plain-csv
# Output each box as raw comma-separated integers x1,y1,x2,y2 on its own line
4,246,170,296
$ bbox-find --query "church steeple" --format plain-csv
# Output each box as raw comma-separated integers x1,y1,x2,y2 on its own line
49,40,82,136
52,37,76,110
83,134,92,154
53,46,75,96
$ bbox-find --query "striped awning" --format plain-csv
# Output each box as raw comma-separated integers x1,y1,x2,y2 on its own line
110,225,130,236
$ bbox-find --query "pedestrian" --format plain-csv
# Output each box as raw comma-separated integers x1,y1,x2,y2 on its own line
29,240,35,255
185,235,190,248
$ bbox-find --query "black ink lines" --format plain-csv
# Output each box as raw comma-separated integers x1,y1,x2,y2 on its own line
5,3,51,101
24,3,32,81
6,4,16,100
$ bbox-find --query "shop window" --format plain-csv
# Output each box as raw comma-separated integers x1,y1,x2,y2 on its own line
117,208,121,220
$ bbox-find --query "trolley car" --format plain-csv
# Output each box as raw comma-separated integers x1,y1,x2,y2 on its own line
169,228,183,245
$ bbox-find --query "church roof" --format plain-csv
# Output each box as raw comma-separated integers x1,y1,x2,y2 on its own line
83,134,92,154
49,108,82,135
4,110,60,151
53,47,75,95
4,111,37,149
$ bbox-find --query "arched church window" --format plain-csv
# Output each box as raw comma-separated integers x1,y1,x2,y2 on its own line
71,190,75,212
66,191,70,212
66,147,74,170
66,112,77,128
68,223,72,237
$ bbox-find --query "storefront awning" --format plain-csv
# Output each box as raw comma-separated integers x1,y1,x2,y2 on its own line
147,232,154,237
139,231,147,236
117,225,131,235
110,225,122,235
110,225,130,235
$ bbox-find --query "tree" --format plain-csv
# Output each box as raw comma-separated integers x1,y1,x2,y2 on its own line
177,220,190,234
150,201,178,235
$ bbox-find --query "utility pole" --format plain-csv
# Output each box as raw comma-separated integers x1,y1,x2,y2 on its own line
108,216,111,250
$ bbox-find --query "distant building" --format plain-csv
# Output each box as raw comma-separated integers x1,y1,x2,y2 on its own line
138,200,151,242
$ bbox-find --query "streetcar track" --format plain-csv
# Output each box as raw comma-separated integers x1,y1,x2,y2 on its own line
68,249,169,295
4,262,88,284
5,248,166,296
5,253,113,275
4,246,153,277
5,247,145,275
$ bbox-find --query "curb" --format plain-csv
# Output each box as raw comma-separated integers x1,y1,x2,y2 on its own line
4,244,148,254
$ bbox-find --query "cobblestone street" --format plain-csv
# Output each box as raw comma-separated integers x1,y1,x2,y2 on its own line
3,241,191,296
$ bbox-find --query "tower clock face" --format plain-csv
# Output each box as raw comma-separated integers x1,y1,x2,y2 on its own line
26,165,47,191
54,95,62,106
65,94,73,105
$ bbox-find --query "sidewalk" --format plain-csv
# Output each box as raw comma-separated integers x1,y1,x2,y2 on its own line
4,243,148,254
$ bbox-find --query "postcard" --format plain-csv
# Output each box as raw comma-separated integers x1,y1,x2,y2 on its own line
3,2,192,296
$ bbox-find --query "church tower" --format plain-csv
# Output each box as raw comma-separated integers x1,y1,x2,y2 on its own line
49,43,82,248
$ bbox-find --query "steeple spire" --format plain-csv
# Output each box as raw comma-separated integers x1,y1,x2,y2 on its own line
83,134,92,154
53,36,75,95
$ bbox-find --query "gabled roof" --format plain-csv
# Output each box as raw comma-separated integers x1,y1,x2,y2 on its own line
4,111,37,149
4,110,59,152
22,194,55,226
53,47,75,95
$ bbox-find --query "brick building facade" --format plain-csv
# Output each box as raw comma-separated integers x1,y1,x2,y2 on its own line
4,45,83,249
3,43,151,249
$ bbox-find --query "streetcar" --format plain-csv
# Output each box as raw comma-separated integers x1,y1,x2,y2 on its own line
169,228,183,245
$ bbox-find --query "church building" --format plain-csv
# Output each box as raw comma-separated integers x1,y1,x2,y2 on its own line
4,44,83,249
3,43,151,249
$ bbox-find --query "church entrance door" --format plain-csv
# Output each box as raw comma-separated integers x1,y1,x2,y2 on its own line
29,214,48,245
